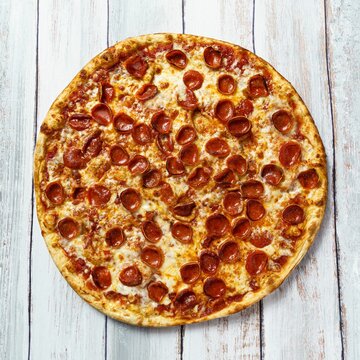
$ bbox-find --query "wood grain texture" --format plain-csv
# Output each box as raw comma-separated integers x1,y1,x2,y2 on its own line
0,1,37,359
30,1,108,359
326,0,360,358
182,1,261,359
254,1,342,359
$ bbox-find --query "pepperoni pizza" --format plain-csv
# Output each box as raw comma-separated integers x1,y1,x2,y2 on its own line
34,34,327,326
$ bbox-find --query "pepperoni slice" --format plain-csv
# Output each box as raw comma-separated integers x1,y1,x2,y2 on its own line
232,217,251,238
151,111,171,134
214,168,236,186
125,55,148,78
206,214,230,237
128,155,149,175
250,234,272,248
204,47,222,69
227,155,247,176
147,281,168,302
248,75,269,98
92,266,112,290
172,201,196,217
176,125,197,145
136,84,158,101
217,74,236,95
236,99,254,117
180,262,201,284
227,116,252,138
245,251,268,275
141,245,164,269
91,103,113,126
120,188,141,212
178,89,198,110
279,142,301,167
187,166,211,188
63,148,87,169
282,205,305,225
58,217,79,240
166,157,185,176
113,113,134,134
159,182,176,206
298,169,319,189
88,185,111,206
45,182,64,205
246,200,266,221
142,220,162,243
261,164,283,186
83,131,102,158
119,265,142,286
142,169,162,188
174,289,197,310
218,241,240,263
200,250,220,274
205,137,230,158
68,113,91,131
179,144,199,165
166,50,187,69
105,227,125,247
215,99,234,122
156,134,174,154
171,222,193,244
203,277,226,298
183,70,204,90
223,192,243,216
101,83,115,103
241,180,264,199
110,145,129,165
272,110,293,134
132,123,153,145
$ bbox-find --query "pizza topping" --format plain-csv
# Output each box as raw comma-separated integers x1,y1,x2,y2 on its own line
272,110,293,134
215,99,234,122
141,245,164,269
282,205,305,225
236,99,254,117
174,289,197,310
110,145,129,165
63,148,87,169
91,103,113,126
227,116,252,138
205,137,230,158
279,142,301,167
58,217,80,240
166,157,185,176
119,265,142,286
132,123,153,145
206,214,230,237
214,168,236,186
88,185,111,206
248,75,269,98
261,164,283,186
232,217,251,238
179,143,199,165
217,74,236,95
178,89,198,110
298,169,319,189
83,131,102,158
142,220,162,243
113,113,134,134
166,50,187,69
68,113,91,131
204,47,222,69
187,166,211,188
105,227,126,247
45,182,65,204
218,241,240,263
223,192,243,216
200,250,220,274
172,201,196,217
183,70,204,90
120,188,142,212
125,55,148,78
142,169,162,188
156,134,174,154
250,233,272,248
171,222,193,243
241,180,264,198
246,200,266,221
128,155,149,174
245,250,268,275
147,281,168,302
151,111,172,134
180,262,201,284
203,277,226,298
91,266,112,289
176,125,197,145
227,155,247,176
136,84,158,101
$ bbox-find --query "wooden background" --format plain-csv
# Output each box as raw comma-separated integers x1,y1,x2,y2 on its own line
0,0,358,359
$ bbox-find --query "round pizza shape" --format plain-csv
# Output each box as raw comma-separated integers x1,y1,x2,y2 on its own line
34,34,327,326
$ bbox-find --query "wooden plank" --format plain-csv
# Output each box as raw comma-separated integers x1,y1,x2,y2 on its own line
254,1,342,359
326,0,359,358
30,1,108,359
0,1,37,359
106,1,183,359
182,1,261,359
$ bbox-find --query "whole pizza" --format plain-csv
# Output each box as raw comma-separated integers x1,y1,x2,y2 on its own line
34,33,327,326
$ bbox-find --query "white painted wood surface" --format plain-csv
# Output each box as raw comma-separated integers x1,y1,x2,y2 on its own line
0,0,358,359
